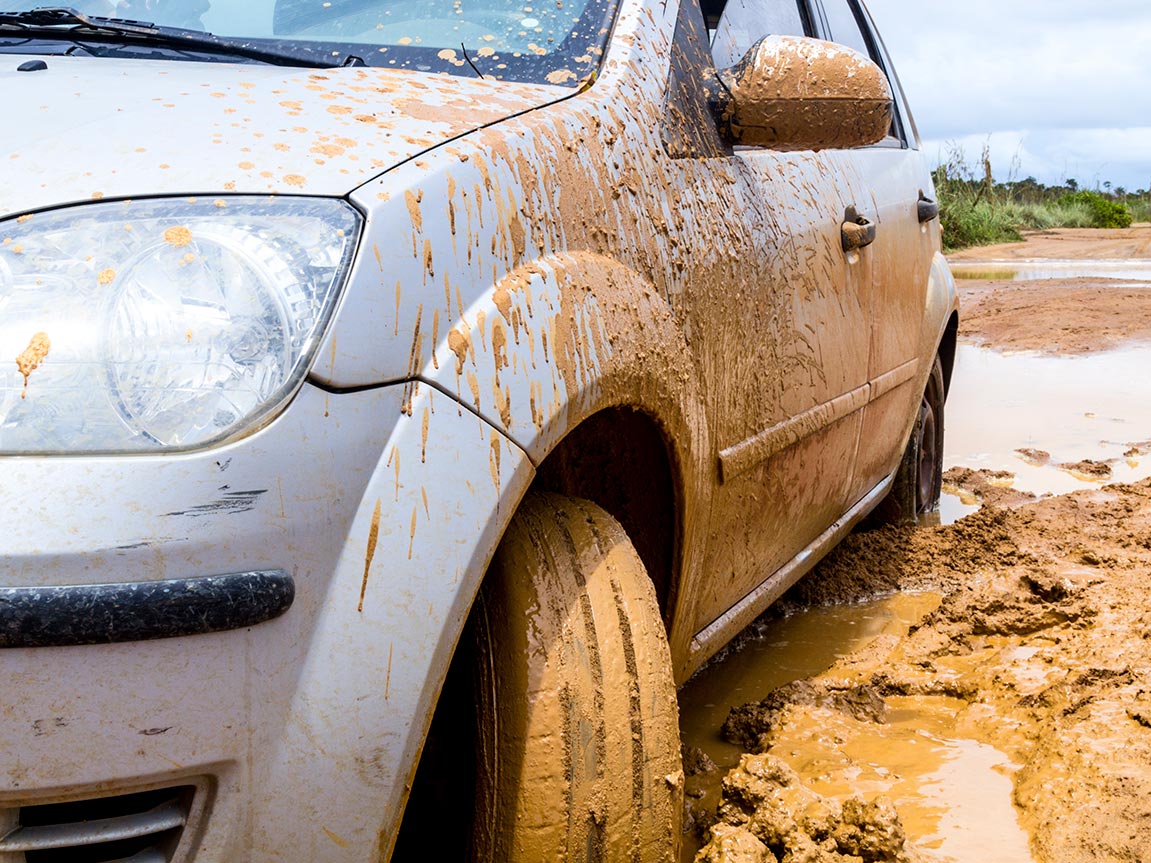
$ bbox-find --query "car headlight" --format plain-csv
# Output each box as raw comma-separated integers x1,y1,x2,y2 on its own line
0,197,361,453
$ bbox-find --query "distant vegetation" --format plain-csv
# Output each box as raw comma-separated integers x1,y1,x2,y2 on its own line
934,145,1150,252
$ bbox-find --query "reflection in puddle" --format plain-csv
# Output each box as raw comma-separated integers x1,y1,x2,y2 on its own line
939,491,979,524
943,343,1151,509
917,738,1030,861
678,593,1034,861
950,259,1151,282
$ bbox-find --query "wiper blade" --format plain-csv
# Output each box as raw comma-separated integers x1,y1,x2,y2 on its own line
0,6,364,68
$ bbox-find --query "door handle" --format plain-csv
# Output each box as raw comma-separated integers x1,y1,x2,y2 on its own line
841,206,876,252
917,191,940,223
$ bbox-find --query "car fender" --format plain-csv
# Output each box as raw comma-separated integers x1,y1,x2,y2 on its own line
255,251,714,859
252,381,533,862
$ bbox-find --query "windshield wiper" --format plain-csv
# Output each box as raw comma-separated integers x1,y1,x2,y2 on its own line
0,7,365,68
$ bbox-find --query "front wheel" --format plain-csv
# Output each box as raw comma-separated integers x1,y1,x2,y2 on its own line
472,492,683,861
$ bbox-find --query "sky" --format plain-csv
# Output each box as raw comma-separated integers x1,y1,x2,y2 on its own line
865,0,1151,192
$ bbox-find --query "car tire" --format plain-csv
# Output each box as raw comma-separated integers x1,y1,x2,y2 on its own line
877,355,945,525
469,491,683,862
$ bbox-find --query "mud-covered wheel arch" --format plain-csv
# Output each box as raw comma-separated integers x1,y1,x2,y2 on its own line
532,406,681,623
394,491,683,861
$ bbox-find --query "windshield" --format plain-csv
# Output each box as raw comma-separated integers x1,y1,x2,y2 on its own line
0,0,618,83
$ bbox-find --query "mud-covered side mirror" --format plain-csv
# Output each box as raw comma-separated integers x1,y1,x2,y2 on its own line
714,35,894,151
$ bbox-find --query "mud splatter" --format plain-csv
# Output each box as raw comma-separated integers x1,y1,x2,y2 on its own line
15,332,50,398
357,498,382,613
163,225,193,247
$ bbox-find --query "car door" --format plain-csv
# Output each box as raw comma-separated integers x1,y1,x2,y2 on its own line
671,0,876,636
814,0,938,504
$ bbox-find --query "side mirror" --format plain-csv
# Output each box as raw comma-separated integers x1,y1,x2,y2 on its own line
714,35,894,151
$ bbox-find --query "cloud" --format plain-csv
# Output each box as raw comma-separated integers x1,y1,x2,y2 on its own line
866,1,1151,186
922,129,1151,192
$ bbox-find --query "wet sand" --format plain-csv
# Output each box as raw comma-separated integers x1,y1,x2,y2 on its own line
689,227,1151,862
957,278,1151,355
950,226,1151,355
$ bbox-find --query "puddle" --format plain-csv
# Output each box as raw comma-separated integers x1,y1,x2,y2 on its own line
950,259,1151,282
938,491,980,524
677,593,1011,861
764,693,1034,863
942,343,1151,510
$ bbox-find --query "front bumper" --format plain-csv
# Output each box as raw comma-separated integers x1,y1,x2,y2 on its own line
0,380,532,861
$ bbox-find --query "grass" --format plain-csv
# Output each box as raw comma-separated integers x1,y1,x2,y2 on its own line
1130,199,1151,223
933,145,1143,252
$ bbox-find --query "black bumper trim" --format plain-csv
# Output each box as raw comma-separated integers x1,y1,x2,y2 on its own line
0,570,294,648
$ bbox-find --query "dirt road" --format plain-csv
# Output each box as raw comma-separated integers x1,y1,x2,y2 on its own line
948,224,1151,261
690,227,1151,863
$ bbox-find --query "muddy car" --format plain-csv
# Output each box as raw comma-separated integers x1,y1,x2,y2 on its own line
0,0,956,859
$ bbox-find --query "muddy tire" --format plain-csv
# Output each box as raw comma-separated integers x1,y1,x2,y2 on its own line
877,355,945,525
471,491,683,862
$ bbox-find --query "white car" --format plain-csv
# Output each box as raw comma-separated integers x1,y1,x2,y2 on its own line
0,0,956,860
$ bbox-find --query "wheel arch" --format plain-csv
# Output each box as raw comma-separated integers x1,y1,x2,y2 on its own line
938,309,959,399
533,404,682,625
418,249,712,658
923,250,960,399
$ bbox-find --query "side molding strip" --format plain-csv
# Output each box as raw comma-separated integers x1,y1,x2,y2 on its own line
689,473,895,664
0,571,294,648
718,359,919,483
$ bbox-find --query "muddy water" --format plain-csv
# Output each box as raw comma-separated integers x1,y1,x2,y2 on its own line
678,593,1033,861
767,694,1034,863
950,259,1151,282
942,343,1151,511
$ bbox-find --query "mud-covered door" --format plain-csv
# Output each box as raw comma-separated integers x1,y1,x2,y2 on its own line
668,0,873,635
815,0,936,504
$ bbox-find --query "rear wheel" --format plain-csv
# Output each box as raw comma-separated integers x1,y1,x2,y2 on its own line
878,355,945,524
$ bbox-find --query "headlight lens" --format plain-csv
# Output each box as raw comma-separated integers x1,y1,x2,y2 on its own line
0,197,360,453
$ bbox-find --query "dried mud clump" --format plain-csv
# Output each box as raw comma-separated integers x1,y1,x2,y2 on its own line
696,755,912,863
1058,458,1113,480
1016,447,1051,466
942,466,1036,508
721,679,886,751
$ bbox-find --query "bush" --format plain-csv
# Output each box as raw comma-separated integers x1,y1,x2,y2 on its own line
1058,191,1133,229
932,143,1140,250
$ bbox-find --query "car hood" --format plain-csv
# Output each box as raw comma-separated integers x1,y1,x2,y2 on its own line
1,55,568,217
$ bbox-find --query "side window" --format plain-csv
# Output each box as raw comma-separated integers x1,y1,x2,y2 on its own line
706,0,812,70
819,0,875,61
819,0,904,143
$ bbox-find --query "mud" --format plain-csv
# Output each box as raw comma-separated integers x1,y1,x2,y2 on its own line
695,488,1151,862
948,224,1151,262
942,466,1036,509
949,226,1151,355
691,228,1151,863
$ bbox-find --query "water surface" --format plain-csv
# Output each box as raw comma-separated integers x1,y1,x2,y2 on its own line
950,259,1151,282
